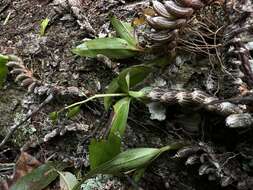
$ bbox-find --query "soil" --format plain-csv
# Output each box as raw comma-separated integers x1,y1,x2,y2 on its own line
0,0,253,190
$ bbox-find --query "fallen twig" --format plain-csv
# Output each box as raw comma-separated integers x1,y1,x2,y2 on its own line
0,94,54,149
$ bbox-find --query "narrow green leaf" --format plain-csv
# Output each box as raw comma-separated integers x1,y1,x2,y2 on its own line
59,171,78,190
49,111,58,124
110,16,137,46
89,135,121,170
10,162,68,190
72,38,140,59
104,65,152,109
133,168,146,182
104,77,120,111
40,18,50,36
109,97,131,139
0,54,9,88
125,72,130,92
117,65,152,93
66,106,81,119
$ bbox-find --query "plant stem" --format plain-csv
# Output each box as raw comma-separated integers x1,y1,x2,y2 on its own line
63,93,127,110
3,11,12,25
160,142,187,153
0,94,54,149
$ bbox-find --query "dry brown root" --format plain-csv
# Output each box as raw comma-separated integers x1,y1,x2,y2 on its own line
147,88,253,128
147,87,245,116
222,0,253,95
143,0,218,48
6,55,41,93
0,55,90,149
176,142,253,189
225,113,253,128
6,55,88,98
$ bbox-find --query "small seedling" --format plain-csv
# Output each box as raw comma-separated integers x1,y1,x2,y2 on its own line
40,18,50,36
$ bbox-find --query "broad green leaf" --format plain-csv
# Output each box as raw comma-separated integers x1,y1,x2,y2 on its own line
117,65,152,93
88,147,166,176
73,148,161,190
40,18,50,36
66,106,81,119
10,162,68,190
110,16,137,46
49,111,58,124
109,97,131,139
59,171,78,190
73,143,185,190
0,54,9,88
89,135,121,170
88,143,184,176
72,38,140,59
104,77,120,111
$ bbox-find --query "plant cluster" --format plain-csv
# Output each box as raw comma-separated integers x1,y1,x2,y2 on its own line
1,0,253,189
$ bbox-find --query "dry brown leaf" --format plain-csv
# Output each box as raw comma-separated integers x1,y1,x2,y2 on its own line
0,152,41,190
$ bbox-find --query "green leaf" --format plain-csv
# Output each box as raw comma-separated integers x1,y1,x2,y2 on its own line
0,54,9,88
128,90,145,98
125,72,130,92
89,135,121,170
10,162,68,190
110,16,137,46
40,18,50,36
73,143,185,190
49,111,58,124
73,148,161,190
117,65,152,93
109,97,131,139
59,171,78,190
104,65,152,109
66,106,81,119
104,77,120,111
133,168,146,182
88,143,184,176
72,38,140,59
146,56,170,67
0,54,9,62
89,147,163,176
88,97,131,174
